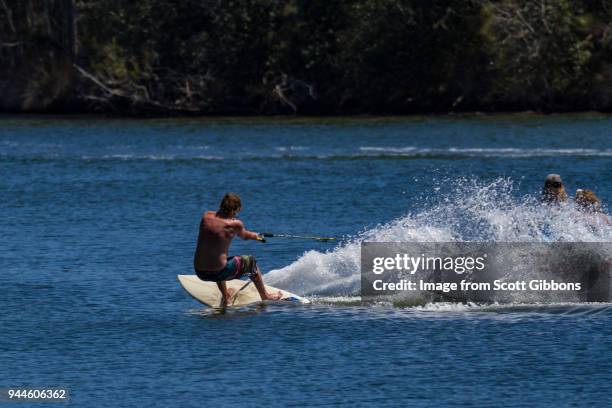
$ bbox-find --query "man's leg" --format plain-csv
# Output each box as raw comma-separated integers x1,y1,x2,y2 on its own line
250,265,282,301
216,281,235,307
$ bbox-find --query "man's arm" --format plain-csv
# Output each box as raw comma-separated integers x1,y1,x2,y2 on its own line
232,220,262,241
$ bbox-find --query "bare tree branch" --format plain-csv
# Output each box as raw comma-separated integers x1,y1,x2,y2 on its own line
0,0,16,33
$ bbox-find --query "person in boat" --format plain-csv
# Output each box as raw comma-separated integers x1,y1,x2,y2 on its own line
541,174,568,204
574,189,611,225
194,193,282,306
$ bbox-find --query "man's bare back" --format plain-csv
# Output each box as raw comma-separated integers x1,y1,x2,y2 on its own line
193,211,253,272
193,193,282,306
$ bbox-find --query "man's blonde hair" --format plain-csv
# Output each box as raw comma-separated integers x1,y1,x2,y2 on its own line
217,193,242,218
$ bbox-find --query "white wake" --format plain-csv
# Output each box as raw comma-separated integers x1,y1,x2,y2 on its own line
265,178,611,296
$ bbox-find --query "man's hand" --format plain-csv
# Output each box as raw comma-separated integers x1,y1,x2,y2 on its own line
255,234,266,243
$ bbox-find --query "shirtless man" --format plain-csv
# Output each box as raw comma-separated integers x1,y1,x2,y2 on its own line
194,193,282,306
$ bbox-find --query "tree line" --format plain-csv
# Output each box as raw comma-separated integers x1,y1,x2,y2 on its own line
1,0,612,115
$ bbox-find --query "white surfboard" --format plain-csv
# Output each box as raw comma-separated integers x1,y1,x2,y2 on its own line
177,275,310,308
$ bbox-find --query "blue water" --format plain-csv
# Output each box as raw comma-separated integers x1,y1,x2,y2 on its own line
1,115,611,407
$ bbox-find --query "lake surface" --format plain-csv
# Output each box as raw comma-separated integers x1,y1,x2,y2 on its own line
1,115,611,407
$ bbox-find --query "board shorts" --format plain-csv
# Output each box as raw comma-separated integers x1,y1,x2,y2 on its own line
195,255,258,282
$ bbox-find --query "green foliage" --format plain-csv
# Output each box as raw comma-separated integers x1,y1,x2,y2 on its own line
480,0,595,109
336,1,487,112
2,0,612,113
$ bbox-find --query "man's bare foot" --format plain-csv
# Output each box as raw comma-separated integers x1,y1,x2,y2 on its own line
264,290,283,301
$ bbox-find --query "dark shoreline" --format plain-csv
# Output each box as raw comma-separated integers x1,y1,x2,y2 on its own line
1,111,611,124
